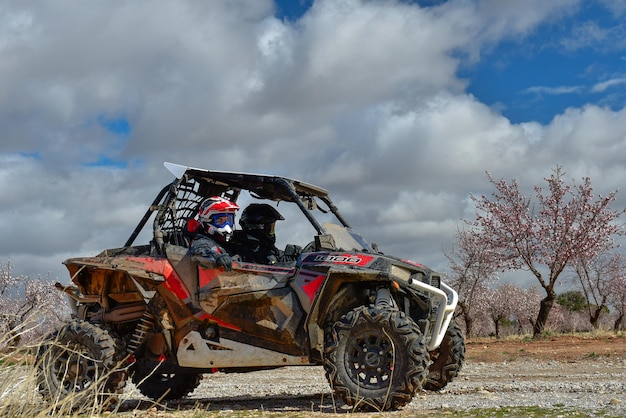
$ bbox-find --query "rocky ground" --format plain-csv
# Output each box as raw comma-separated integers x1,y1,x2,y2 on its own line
115,334,626,417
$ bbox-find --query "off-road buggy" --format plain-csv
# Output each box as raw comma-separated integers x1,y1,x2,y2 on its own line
36,162,464,411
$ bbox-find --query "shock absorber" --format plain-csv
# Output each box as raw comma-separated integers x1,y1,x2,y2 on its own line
375,287,398,309
127,310,156,355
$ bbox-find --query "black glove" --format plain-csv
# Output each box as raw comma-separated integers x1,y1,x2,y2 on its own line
216,254,232,271
283,244,302,259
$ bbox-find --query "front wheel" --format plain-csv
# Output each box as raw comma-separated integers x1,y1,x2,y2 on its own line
323,305,428,411
36,320,126,410
423,321,465,391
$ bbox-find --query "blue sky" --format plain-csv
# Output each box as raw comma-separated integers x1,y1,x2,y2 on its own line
274,0,626,125
464,2,626,124
2,0,626,286
275,0,314,21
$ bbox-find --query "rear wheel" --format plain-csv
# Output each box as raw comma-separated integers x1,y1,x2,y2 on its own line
36,320,126,410
423,321,465,391
323,305,428,411
131,357,202,400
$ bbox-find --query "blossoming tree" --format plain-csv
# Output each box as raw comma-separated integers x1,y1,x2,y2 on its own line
469,166,625,336
445,227,499,337
0,261,68,349
572,252,626,329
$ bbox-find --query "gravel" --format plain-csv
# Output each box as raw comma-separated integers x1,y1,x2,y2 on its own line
118,358,626,416
410,360,626,414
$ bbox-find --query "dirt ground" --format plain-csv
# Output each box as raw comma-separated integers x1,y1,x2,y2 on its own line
465,333,626,363
10,333,625,417
114,333,626,416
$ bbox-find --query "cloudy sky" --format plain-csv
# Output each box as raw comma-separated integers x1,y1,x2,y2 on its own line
2,0,626,285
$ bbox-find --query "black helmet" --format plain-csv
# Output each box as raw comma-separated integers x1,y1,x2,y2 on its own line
239,203,284,236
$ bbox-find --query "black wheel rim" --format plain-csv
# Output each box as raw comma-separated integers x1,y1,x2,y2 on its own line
50,344,99,394
153,373,177,384
345,330,394,390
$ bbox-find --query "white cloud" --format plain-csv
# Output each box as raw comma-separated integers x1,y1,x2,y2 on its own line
600,0,626,17
1,0,626,286
560,20,610,51
524,85,584,95
592,77,626,92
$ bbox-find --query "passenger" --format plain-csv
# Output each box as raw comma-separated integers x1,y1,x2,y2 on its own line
233,203,300,265
188,196,239,271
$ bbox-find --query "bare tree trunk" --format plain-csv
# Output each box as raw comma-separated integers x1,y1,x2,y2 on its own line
458,301,473,338
528,317,536,334
590,307,603,329
494,318,501,339
533,292,556,337
463,312,473,339
614,314,624,333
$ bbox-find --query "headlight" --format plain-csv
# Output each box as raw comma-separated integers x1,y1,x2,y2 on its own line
390,265,412,282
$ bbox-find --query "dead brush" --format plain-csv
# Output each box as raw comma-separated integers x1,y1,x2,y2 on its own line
0,320,133,417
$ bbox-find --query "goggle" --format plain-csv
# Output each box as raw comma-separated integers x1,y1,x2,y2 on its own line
247,222,276,235
210,213,235,228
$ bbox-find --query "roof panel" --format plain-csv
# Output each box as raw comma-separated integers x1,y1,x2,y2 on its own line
164,162,329,199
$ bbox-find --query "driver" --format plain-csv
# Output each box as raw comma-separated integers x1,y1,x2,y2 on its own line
188,196,240,271
233,203,299,265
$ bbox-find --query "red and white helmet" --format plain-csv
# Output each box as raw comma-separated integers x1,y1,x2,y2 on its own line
197,196,240,240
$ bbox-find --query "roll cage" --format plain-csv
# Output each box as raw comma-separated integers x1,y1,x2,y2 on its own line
124,162,361,254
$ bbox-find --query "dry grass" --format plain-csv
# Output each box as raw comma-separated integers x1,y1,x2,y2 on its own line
0,322,127,417
0,326,64,417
